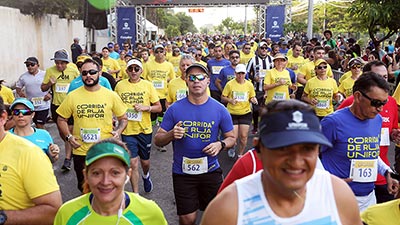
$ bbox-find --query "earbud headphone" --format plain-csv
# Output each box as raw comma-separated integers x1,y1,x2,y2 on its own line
125,175,130,184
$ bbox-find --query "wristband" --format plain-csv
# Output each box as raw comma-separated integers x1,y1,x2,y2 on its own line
148,106,152,112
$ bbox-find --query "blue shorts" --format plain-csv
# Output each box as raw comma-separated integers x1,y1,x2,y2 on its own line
122,133,152,160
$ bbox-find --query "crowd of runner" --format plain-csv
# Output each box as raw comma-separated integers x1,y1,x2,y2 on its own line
0,30,400,224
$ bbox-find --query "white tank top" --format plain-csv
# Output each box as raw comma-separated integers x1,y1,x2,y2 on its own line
235,169,342,225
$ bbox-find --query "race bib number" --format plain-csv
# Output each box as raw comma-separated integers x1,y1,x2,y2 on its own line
31,97,44,107
211,66,223,74
176,89,187,101
126,108,142,121
380,127,390,146
233,91,248,102
80,128,100,143
182,156,208,175
152,80,165,89
273,92,286,100
349,159,378,182
55,83,70,93
316,99,330,109
259,69,267,78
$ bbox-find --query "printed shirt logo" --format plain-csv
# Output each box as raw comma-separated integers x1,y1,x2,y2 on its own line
287,111,309,130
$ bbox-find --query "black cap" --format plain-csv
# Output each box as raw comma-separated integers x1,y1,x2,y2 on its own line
24,57,39,64
186,63,209,76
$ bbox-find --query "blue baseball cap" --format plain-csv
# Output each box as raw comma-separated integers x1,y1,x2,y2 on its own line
10,98,34,111
259,109,332,149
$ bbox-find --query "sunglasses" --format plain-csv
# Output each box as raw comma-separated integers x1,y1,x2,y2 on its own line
155,50,164,54
81,69,98,76
196,54,202,57
230,56,240,59
127,66,141,72
260,47,268,50
12,109,33,116
188,74,207,82
359,90,387,108
244,48,251,50
351,65,362,69
316,66,327,70
25,63,36,67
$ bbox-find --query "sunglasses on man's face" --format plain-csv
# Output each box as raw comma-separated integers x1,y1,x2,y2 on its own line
188,74,207,82
127,66,141,72
155,50,164,54
25,63,36,67
12,109,33,116
81,69,98,76
351,65,362,69
359,90,388,108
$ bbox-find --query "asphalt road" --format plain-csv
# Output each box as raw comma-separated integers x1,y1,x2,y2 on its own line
47,121,396,225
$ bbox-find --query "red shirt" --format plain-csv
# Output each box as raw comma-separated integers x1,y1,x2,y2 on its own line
338,95,399,185
218,149,263,193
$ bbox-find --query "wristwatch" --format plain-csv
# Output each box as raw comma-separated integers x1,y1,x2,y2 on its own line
0,210,7,225
219,140,226,151
66,134,73,142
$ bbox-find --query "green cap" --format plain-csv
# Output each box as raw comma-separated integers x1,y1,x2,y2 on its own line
85,142,130,167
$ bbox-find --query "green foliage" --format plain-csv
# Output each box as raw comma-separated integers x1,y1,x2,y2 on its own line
348,0,400,46
165,25,181,38
1,0,82,19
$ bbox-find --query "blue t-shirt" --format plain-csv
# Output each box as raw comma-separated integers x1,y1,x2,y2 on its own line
109,51,120,60
218,66,249,90
68,75,112,93
9,128,53,154
207,58,231,91
320,107,382,196
161,97,234,174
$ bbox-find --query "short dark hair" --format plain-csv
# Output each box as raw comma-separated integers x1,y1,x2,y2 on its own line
82,58,100,71
91,57,103,67
102,47,110,52
352,72,389,94
228,50,240,57
313,46,324,52
363,61,386,73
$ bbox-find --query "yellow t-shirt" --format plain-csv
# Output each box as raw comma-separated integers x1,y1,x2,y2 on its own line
196,60,207,68
102,57,121,79
338,71,352,84
117,58,127,79
303,77,338,117
287,55,306,75
0,132,59,210
166,77,187,103
143,60,175,99
240,52,254,65
42,64,79,106
338,76,356,98
114,79,159,135
264,68,292,103
222,79,255,115
361,199,400,225
0,85,15,104
167,55,182,77
56,87,127,155
299,61,333,81
165,52,173,61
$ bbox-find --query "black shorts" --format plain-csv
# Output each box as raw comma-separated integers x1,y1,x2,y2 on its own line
173,168,223,215
231,112,252,125
33,109,49,125
51,104,73,125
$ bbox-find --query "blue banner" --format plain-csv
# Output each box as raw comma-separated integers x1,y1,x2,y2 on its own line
117,7,136,47
266,5,285,43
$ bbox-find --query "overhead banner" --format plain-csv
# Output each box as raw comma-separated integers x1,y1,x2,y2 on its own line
265,5,285,43
133,0,268,5
117,7,136,46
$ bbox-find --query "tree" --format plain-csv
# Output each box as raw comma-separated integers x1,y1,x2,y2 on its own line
176,12,198,35
348,0,400,47
1,0,81,19
165,25,181,39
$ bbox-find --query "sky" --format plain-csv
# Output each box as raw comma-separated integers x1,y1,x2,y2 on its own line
173,6,256,30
